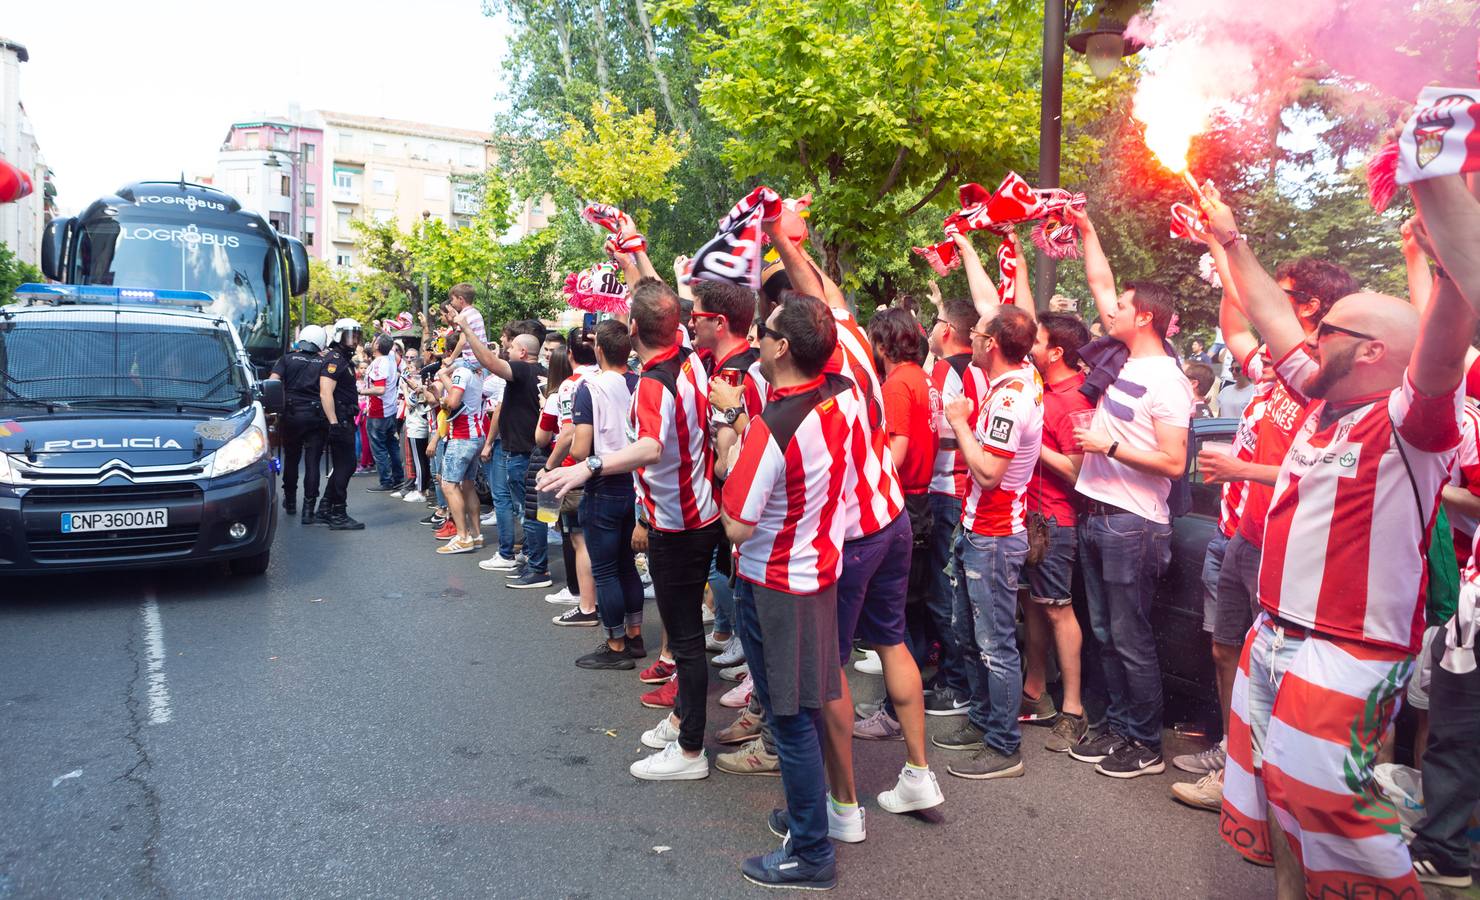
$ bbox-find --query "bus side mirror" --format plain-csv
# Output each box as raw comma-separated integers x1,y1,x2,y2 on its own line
284,236,309,297
258,378,285,413
41,217,71,281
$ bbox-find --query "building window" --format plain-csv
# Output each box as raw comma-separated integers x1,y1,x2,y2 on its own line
373,141,389,157
339,134,356,156
244,131,259,149
280,175,291,196
304,215,316,232
460,146,481,167
423,174,446,200
336,252,353,268
372,208,394,223
304,232,315,247
334,171,353,190
372,172,395,195
303,183,316,208
337,209,352,232
303,143,316,164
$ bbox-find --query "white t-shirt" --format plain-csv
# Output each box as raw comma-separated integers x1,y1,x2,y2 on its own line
1075,355,1195,525
482,371,506,415
366,354,399,418
578,369,636,458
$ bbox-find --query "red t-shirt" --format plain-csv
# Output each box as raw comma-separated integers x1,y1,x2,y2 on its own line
1027,372,1091,526
882,362,940,495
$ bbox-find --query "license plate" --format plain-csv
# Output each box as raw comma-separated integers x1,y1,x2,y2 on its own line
60,508,169,533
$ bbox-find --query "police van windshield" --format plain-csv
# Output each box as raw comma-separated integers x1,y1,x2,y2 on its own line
0,319,247,410
73,208,285,358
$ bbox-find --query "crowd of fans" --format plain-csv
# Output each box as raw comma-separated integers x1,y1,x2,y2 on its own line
274,172,1480,895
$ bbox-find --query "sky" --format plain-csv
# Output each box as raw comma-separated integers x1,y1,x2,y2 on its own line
5,0,513,213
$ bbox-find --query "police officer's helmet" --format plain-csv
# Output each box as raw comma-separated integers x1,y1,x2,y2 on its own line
297,324,327,353
330,318,362,345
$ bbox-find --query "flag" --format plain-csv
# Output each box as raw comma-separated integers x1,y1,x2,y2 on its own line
1366,86,1480,210
681,187,777,289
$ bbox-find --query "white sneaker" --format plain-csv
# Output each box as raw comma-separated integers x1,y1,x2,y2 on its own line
479,512,497,526
854,649,883,675
478,554,521,571
877,765,945,814
544,587,578,605
643,584,655,600
827,801,867,843
713,636,746,667
630,741,709,781
705,632,728,653
702,605,715,625
719,663,749,683
401,490,425,503
641,714,682,749
720,678,753,708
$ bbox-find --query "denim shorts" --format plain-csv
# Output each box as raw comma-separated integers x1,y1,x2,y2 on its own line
440,438,480,484
1200,530,1231,633
834,514,912,663
1023,521,1077,605
1213,532,1260,646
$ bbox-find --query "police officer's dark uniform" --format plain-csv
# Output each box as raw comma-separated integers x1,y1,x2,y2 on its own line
315,333,365,531
272,344,328,523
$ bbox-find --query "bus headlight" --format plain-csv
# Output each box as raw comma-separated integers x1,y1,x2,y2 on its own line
209,426,267,478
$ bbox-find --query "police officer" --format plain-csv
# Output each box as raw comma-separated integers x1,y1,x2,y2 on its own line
314,318,365,531
270,325,330,523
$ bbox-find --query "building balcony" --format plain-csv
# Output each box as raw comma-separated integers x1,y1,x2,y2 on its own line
331,187,360,205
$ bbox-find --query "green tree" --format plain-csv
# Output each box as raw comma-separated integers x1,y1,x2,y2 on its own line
542,95,691,228
0,241,43,299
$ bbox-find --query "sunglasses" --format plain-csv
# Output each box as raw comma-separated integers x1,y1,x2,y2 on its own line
1286,287,1316,305
1316,320,1376,342
757,321,790,344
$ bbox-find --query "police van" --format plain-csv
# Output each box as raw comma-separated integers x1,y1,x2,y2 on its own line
0,284,285,575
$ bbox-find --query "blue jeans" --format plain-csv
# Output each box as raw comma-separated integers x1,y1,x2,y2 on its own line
482,439,507,520
952,530,1028,755
366,416,404,487
709,551,735,636
580,485,643,639
1078,512,1171,750
432,440,448,508
733,579,833,869
929,493,968,697
499,451,547,572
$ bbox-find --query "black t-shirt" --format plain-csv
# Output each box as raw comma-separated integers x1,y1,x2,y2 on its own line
321,347,358,414
272,349,325,403
498,359,542,454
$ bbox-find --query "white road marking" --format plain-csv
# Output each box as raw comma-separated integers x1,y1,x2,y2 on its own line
141,595,172,725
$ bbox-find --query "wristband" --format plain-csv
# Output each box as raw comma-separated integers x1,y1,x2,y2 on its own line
1218,231,1245,249
1435,265,1450,282
1107,440,1120,459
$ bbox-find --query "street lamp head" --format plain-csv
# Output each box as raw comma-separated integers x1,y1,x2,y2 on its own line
264,153,282,168
1067,20,1143,80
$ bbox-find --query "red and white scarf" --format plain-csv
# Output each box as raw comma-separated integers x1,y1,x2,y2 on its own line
682,186,779,290
582,202,647,253
1029,188,1088,260
912,173,1071,304
1367,85,1480,211
563,259,629,313
378,310,414,335
1168,202,1209,242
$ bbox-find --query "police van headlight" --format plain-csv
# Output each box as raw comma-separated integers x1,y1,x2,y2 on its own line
208,426,267,478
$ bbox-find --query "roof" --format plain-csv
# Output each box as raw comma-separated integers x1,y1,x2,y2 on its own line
0,37,29,62
315,110,491,144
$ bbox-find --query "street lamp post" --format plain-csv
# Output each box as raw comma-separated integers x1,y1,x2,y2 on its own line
266,146,307,326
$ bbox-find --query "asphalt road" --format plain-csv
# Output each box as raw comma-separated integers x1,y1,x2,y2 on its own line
0,480,1462,899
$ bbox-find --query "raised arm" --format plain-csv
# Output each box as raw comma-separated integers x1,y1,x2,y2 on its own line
1004,229,1032,304
1408,270,1478,398
673,255,695,301
455,318,513,381
1198,183,1306,362
1409,175,1480,315
1068,207,1118,322
763,217,827,302
1208,239,1258,367
1401,218,1434,315
952,232,1000,318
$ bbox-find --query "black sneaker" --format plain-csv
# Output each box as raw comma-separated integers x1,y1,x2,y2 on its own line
552,608,598,627
366,483,398,493
507,571,553,589
419,512,446,526
1068,730,1128,764
576,643,635,670
1412,849,1473,888
931,721,985,751
626,636,647,659
740,846,836,892
924,687,972,717
1094,739,1166,778
946,745,1025,780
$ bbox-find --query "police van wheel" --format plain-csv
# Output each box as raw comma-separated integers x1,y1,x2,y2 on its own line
229,549,271,576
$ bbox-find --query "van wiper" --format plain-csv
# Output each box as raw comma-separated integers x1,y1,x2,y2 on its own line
0,398,68,413
63,397,240,413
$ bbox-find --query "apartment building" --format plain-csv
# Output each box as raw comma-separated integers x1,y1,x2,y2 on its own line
0,37,55,267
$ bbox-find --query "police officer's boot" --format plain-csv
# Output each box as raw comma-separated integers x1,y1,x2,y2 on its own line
328,504,365,531
283,491,297,515
300,499,316,525
310,502,334,526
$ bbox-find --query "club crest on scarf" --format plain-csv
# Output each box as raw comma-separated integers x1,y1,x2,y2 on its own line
1366,86,1480,211
563,259,629,314
681,186,779,289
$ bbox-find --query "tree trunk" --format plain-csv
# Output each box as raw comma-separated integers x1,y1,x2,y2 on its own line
551,7,575,87
590,0,611,98
630,0,688,133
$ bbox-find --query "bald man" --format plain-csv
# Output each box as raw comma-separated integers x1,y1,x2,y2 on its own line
1199,182,1477,899
458,322,553,585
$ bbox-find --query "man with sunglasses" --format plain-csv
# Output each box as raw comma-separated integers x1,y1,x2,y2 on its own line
1198,177,1477,899
1187,235,1359,789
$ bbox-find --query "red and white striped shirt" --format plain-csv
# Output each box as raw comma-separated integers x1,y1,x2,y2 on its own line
827,308,905,539
1258,347,1463,653
1238,347,1309,547
961,367,1043,536
631,344,718,533
446,365,486,440
1446,402,1480,559
723,373,857,594
1217,382,1272,538
929,353,990,497
366,354,398,418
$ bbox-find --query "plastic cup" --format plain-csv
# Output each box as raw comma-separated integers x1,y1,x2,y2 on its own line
1201,441,1235,457
1068,409,1097,432
536,488,560,524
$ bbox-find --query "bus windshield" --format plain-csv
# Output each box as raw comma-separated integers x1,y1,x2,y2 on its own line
73,209,285,358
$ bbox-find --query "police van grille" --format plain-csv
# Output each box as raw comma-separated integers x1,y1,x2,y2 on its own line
22,484,203,561
25,483,203,505
27,526,199,561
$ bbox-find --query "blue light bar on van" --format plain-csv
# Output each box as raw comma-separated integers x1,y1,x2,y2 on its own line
12,283,214,309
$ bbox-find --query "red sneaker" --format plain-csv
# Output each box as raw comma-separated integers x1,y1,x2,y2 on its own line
434,520,458,540
638,658,676,685
640,677,678,709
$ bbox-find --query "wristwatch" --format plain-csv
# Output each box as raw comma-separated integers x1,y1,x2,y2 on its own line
721,406,741,426
586,455,604,474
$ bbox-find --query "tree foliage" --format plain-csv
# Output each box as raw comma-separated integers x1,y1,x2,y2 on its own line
0,241,43,299
542,95,690,226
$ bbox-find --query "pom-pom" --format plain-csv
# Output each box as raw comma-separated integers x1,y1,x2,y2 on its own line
1198,252,1221,290
1366,141,1400,212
